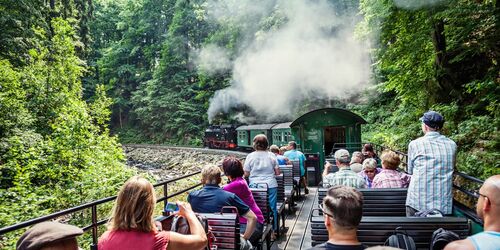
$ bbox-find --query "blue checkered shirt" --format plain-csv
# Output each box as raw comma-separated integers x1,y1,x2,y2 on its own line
323,167,366,189
406,132,457,214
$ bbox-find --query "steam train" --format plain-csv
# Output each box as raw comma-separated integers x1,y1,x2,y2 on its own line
203,108,367,167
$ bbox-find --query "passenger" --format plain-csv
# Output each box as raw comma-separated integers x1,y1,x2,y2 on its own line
17,221,83,250
358,158,380,188
406,111,457,216
244,134,280,238
279,146,288,156
350,151,364,173
372,150,411,188
270,144,290,165
362,143,380,165
222,157,265,246
284,141,309,194
98,176,207,250
188,165,256,250
322,149,366,189
444,175,500,250
307,186,366,250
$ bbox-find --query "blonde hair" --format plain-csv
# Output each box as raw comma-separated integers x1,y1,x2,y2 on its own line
110,176,156,232
279,146,288,154
381,150,400,170
270,145,280,154
202,165,222,185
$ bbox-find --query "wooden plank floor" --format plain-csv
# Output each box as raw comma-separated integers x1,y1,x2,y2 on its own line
270,187,318,250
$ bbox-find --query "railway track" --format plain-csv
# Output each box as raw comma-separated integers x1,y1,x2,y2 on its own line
123,143,249,157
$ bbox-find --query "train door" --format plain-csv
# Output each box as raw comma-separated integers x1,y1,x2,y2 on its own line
323,126,346,157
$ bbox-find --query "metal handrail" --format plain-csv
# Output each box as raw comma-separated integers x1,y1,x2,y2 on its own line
0,171,202,249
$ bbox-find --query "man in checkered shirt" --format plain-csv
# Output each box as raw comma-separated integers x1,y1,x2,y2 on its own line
405,111,457,216
322,149,366,189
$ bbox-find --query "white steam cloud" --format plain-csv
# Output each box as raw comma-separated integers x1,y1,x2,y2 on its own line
203,0,371,122
194,44,232,74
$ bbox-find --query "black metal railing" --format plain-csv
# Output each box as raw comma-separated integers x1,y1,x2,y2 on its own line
0,171,202,249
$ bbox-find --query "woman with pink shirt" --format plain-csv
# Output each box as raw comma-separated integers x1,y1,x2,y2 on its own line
98,176,207,250
222,157,265,245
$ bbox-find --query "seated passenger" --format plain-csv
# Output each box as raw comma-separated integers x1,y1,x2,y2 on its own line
270,144,290,165
350,151,364,173
98,176,207,250
222,157,265,246
358,158,380,188
372,151,411,188
444,175,500,250
307,186,366,250
362,143,381,166
189,165,257,250
322,149,366,189
17,221,83,250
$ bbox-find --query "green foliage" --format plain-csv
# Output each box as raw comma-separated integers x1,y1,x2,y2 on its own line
0,17,137,249
356,0,499,180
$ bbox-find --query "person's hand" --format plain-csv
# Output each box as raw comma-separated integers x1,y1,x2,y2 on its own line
174,201,195,218
240,234,248,240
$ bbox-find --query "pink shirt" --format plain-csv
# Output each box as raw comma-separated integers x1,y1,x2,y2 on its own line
372,169,411,188
223,177,265,224
98,229,170,250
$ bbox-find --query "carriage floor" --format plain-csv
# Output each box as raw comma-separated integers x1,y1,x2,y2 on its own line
271,187,318,250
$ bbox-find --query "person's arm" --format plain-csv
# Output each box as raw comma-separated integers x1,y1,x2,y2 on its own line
274,167,281,175
322,163,332,177
241,210,257,240
443,239,475,250
167,202,207,250
407,141,415,175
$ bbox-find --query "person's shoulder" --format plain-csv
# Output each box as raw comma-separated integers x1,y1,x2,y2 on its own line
443,238,474,250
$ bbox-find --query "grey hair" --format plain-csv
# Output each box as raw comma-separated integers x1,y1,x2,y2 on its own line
350,151,363,164
362,158,377,170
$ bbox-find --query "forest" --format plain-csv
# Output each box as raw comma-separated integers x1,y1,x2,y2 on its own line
0,0,498,248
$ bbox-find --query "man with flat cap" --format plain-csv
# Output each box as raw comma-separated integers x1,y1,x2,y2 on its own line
406,111,457,216
17,221,83,250
444,175,500,250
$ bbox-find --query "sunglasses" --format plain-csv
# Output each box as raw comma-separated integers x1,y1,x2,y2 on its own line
319,203,335,218
473,191,488,200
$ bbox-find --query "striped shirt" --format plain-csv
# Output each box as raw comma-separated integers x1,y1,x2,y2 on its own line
406,132,456,214
372,169,411,188
323,167,366,188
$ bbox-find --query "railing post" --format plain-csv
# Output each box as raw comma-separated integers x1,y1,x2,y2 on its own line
91,205,98,250
163,183,168,210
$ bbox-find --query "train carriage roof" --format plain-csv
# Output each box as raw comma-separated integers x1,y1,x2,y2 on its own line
290,108,366,127
236,123,277,130
272,122,292,129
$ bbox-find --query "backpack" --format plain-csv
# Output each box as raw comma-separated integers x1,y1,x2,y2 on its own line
430,228,460,250
384,227,417,250
160,214,216,250
414,208,444,217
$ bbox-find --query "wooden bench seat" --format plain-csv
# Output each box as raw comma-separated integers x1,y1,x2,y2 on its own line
251,187,272,250
310,215,470,249
199,213,240,250
317,188,407,216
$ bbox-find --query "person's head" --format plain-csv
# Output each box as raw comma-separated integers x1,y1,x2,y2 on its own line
201,164,222,185
362,158,378,180
362,144,376,158
334,149,350,166
350,151,363,164
380,150,400,170
322,186,363,232
288,141,297,150
279,146,288,155
269,145,280,154
222,157,244,179
420,110,444,133
253,134,269,151
17,222,83,250
476,175,500,225
110,176,156,232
